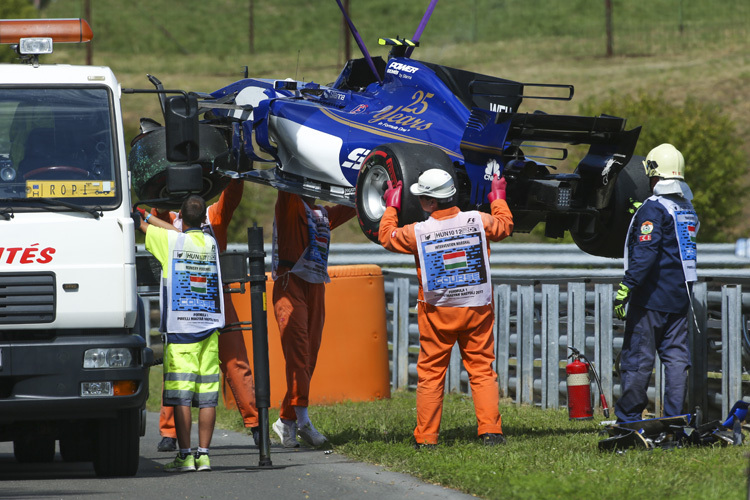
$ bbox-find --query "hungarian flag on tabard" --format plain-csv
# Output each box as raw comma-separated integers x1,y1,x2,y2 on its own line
443,250,467,270
315,235,328,254
190,275,207,294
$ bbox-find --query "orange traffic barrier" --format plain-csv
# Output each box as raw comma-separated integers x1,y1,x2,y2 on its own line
222,264,391,410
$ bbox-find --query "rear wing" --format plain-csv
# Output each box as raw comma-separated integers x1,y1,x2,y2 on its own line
496,111,639,152
462,108,639,164
461,108,641,205
471,80,574,108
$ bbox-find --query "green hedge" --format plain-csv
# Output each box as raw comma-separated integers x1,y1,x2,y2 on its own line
580,92,747,242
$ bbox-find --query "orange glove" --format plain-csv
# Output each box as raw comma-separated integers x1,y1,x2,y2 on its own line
384,180,402,211
487,174,507,202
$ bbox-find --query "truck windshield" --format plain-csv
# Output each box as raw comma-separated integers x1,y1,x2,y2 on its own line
0,87,120,210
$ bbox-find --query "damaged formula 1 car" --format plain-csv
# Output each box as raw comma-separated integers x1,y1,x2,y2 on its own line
128,0,648,258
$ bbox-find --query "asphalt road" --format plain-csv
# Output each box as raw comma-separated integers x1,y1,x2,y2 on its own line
0,412,474,500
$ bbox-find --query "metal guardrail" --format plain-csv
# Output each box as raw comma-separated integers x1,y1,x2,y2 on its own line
386,277,748,421
215,242,750,271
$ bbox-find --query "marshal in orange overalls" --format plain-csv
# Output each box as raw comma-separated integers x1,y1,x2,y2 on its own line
379,197,513,445
272,191,355,422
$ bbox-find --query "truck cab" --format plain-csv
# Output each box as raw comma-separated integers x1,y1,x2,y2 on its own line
0,19,151,477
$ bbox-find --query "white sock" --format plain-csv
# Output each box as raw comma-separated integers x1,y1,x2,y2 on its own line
294,406,310,427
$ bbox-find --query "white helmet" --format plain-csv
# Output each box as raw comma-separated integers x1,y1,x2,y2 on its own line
409,169,456,199
643,143,685,180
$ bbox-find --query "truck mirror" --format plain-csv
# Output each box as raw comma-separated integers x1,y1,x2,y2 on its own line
166,164,203,194
164,94,199,163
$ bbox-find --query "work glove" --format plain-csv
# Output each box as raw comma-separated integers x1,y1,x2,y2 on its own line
627,197,643,215
131,209,142,227
384,180,403,212
614,282,630,320
487,174,507,202
135,207,147,217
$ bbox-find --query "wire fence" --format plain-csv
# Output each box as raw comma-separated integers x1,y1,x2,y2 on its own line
50,0,750,61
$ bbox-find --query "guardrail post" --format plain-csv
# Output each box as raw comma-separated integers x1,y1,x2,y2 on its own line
654,355,663,417
594,283,613,413
517,284,535,405
541,284,560,409
721,285,742,418
495,284,511,398
392,278,411,390
567,282,586,355
687,282,708,414
446,345,461,393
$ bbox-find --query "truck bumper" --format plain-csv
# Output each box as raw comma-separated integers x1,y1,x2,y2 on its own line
0,332,151,424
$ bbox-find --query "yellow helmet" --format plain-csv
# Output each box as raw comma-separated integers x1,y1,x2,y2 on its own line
643,143,685,180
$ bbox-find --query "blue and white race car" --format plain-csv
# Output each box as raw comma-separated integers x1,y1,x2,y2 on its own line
129,2,647,258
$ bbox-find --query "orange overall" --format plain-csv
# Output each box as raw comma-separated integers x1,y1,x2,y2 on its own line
155,180,259,438
272,191,355,421
379,200,513,444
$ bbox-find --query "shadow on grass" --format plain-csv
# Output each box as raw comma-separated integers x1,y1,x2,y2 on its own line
327,427,415,446
325,422,603,449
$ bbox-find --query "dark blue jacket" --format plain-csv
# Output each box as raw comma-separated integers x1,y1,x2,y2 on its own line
622,196,695,314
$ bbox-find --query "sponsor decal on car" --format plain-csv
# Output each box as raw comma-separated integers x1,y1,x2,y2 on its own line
489,102,511,113
341,148,371,170
484,158,501,181
368,91,434,132
386,62,419,78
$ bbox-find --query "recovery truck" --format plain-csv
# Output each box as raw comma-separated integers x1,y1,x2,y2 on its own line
0,19,152,476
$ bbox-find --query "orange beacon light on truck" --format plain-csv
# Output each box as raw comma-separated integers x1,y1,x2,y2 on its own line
0,18,93,45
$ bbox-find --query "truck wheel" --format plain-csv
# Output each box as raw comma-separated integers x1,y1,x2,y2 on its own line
60,437,94,462
13,436,55,463
93,408,140,477
571,155,650,258
355,143,456,243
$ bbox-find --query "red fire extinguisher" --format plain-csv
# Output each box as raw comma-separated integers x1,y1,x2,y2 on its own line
566,346,610,420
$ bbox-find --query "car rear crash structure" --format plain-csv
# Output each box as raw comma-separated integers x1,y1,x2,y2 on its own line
130,1,648,258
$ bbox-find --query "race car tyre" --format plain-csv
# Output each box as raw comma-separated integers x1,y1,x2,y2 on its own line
355,143,456,243
129,124,232,209
93,408,140,477
571,155,650,258
13,436,55,463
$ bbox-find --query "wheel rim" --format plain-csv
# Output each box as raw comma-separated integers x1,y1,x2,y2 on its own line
360,163,390,222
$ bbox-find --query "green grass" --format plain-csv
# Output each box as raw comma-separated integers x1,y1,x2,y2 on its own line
147,366,749,499
42,0,749,59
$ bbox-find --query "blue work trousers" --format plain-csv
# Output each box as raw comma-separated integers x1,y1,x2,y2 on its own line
614,304,691,422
